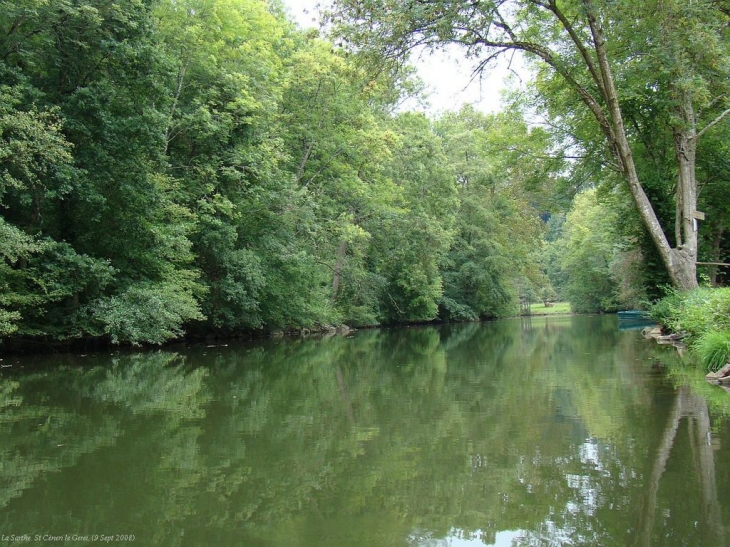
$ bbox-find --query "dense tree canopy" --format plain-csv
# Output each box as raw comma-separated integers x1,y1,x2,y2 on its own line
327,0,730,291
0,0,559,347
1,0,728,346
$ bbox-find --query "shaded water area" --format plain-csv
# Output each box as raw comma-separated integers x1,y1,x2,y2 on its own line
2,315,730,546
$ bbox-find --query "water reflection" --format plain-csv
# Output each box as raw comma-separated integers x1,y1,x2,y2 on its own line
0,316,728,546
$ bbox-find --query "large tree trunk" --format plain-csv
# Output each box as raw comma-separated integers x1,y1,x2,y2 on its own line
637,386,723,546
584,1,699,290
670,92,699,288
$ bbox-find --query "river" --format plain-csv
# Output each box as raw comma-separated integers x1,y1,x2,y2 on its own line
0,315,729,546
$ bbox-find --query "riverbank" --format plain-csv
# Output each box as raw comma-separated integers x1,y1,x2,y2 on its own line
649,287,730,372
0,301,585,357
0,322,357,356
524,302,573,316
1,301,578,356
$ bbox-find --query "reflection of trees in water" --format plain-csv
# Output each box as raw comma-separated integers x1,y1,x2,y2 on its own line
0,353,210,546
211,321,715,546
637,386,724,547
0,374,121,513
0,320,728,546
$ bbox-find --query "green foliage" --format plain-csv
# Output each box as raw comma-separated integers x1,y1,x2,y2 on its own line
538,285,558,306
330,0,730,291
372,112,457,323
555,190,619,313
0,84,75,202
0,0,206,345
434,106,551,321
693,330,730,372
651,287,730,370
277,37,400,326
0,219,41,336
648,289,683,326
92,278,204,345
0,216,118,338
0,0,573,346
552,189,650,313
663,288,730,337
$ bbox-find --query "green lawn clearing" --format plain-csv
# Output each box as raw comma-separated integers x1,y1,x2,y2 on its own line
528,302,572,315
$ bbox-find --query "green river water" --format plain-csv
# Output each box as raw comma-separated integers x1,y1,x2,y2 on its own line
1,315,729,546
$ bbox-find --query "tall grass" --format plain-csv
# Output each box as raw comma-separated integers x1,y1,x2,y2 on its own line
693,330,730,372
650,287,730,371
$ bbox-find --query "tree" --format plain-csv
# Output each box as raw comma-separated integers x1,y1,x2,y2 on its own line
372,112,457,322
279,37,393,324
434,106,550,319
695,122,730,286
0,0,205,343
559,189,620,312
154,0,305,332
550,187,649,312
328,0,730,291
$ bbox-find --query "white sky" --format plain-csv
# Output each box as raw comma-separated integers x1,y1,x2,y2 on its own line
281,0,525,116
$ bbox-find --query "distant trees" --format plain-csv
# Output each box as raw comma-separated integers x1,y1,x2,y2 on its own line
544,189,649,313
435,106,553,319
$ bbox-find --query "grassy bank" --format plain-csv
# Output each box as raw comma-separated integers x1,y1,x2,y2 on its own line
650,287,730,372
527,302,573,315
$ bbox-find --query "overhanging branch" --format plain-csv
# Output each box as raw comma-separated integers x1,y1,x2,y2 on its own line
693,107,730,140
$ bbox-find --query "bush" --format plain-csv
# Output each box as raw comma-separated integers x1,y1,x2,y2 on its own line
648,289,682,327
651,288,730,371
674,288,730,337
92,279,204,345
651,287,730,338
693,330,730,372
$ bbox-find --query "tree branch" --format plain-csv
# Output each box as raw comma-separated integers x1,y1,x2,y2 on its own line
693,107,730,140
545,0,604,100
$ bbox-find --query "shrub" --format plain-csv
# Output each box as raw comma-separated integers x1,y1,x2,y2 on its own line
693,330,730,372
651,287,730,338
648,289,682,326
92,278,204,345
676,288,730,337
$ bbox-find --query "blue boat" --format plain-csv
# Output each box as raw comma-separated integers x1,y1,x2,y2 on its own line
617,310,655,331
617,310,651,319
